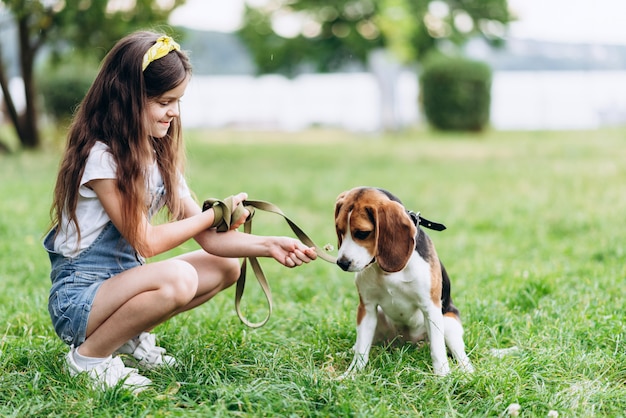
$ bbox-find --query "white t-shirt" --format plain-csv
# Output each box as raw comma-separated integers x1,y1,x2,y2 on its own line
54,141,190,257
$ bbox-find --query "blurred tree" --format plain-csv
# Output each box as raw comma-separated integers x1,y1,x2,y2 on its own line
238,0,512,75
238,0,512,131
0,0,185,151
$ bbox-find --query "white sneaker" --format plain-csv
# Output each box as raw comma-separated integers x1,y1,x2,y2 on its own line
66,346,151,394
115,332,177,370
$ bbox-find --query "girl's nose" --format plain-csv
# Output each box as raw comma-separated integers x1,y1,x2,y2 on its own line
167,103,180,117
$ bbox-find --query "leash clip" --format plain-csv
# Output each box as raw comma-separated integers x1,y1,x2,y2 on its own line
407,210,420,226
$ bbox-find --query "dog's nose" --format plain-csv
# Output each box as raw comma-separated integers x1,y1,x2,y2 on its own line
337,257,351,271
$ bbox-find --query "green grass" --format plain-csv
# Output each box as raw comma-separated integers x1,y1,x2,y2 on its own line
1,128,625,417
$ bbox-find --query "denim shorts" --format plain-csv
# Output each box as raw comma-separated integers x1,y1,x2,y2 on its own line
43,222,143,346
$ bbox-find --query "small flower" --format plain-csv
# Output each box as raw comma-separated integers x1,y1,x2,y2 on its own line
547,411,559,417
506,403,521,416
489,346,520,358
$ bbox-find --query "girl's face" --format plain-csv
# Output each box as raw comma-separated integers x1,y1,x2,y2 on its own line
146,75,190,139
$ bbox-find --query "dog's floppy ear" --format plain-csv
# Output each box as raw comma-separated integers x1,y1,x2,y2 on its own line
375,200,417,273
334,191,347,219
334,191,348,247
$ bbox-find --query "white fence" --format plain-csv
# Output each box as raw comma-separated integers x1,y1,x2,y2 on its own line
181,70,626,131
182,73,390,132
491,71,626,130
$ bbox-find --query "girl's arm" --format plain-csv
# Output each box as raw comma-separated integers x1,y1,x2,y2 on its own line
90,178,224,257
182,195,317,267
90,179,315,265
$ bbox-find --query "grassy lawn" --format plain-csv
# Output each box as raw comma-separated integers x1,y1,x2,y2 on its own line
0,127,624,417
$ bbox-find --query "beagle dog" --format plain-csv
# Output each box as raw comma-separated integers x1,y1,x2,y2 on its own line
334,187,473,378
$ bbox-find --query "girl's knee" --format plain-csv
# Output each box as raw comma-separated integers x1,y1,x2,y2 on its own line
222,257,241,288
161,260,198,304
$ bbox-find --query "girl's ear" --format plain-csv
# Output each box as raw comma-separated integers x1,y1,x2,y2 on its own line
375,201,417,273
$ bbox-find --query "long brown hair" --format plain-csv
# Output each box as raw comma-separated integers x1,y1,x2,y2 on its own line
51,31,193,255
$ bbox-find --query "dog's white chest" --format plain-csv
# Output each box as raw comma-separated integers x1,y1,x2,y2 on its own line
355,254,432,325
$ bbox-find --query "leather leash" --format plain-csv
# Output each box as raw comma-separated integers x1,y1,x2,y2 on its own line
204,198,336,328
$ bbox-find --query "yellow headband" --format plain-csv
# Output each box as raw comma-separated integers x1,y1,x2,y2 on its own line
142,36,181,71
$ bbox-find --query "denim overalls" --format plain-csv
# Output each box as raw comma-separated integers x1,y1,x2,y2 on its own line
43,222,144,346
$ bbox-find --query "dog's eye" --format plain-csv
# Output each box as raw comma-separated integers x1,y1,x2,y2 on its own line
354,230,371,240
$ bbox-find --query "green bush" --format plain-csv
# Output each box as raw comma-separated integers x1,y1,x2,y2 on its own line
38,62,96,122
420,54,492,131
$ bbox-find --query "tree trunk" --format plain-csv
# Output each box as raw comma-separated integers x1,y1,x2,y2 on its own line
0,58,24,151
17,15,40,149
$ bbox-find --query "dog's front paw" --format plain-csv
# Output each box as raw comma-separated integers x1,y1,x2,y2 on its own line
336,370,354,381
459,359,474,374
336,355,366,380
336,363,360,381
433,361,451,377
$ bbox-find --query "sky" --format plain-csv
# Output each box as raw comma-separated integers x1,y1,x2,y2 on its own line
169,0,626,45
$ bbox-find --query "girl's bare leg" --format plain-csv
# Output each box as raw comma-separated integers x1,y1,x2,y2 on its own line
77,251,239,358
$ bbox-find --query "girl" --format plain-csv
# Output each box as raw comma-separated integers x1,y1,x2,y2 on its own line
44,31,316,393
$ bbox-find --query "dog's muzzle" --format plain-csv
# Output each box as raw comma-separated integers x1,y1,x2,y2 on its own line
337,256,375,272
337,257,351,272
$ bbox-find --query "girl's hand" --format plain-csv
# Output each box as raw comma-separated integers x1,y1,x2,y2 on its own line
229,192,250,230
269,237,317,268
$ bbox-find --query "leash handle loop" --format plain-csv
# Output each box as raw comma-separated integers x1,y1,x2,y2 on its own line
210,198,336,328
235,217,273,328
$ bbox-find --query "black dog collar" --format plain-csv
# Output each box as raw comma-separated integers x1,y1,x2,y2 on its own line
407,210,446,231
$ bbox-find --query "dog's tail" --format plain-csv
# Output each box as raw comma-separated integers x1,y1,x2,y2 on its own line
441,262,461,318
